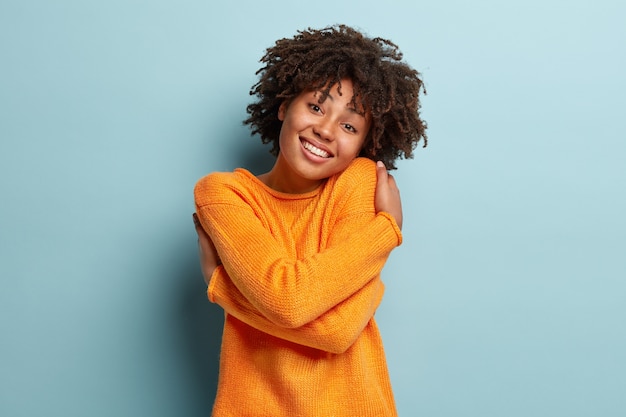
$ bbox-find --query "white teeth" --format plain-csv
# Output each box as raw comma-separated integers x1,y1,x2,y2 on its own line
302,141,330,158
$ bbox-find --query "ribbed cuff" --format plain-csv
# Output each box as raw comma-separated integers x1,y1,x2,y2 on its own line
377,212,403,246
207,265,224,303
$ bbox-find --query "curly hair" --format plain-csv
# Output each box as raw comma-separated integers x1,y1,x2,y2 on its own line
244,24,427,170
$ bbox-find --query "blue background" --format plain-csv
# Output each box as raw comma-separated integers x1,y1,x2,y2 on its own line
1,0,624,415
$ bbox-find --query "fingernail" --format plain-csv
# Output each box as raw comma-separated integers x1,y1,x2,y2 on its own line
377,161,384,168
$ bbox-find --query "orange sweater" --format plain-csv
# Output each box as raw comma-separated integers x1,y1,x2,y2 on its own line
194,158,402,417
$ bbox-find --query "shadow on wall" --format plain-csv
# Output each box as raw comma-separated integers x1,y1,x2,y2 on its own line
177,248,224,413
239,133,277,176
177,137,276,413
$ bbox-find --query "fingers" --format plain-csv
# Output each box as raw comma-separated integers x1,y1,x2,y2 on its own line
376,160,388,182
376,161,399,192
193,212,205,234
387,172,398,192
374,160,403,230
192,213,220,284
193,213,210,244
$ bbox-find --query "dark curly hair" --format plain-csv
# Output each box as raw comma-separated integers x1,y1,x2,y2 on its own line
244,24,427,170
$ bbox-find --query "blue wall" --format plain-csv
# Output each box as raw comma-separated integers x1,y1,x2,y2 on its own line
1,0,624,416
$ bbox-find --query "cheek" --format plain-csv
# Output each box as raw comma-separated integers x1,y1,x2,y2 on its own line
277,121,298,151
339,142,364,161
349,136,367,155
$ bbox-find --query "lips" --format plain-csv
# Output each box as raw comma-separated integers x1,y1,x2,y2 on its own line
301,139,332,158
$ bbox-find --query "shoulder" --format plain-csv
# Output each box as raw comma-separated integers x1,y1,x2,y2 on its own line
332,157,377,191
194,169,253,207
324,158,377,207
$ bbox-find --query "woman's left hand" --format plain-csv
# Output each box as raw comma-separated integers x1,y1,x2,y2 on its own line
193,213,221,286
374,161,403,230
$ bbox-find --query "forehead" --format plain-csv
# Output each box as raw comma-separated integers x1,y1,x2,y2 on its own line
311,80,368,115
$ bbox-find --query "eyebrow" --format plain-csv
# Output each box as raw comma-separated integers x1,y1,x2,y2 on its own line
314,91,366,116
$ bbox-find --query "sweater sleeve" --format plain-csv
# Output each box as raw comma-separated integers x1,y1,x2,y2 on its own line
195,159,401,329
208,264,385,353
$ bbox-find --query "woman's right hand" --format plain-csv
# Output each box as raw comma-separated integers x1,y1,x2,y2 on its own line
193,213,221,286
374,161,403,230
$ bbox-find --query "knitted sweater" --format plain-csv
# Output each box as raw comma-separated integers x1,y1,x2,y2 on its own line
194,157,402,417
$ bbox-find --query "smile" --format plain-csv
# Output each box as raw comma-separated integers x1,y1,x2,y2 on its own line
302,140,331,158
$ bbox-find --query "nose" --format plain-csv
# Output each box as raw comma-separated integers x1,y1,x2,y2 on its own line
313,117,336,142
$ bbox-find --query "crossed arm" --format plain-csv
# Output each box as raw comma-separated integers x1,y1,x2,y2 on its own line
193,161,403,352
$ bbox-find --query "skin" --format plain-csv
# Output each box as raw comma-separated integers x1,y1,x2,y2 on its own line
259,80,370,194
194,79,402,285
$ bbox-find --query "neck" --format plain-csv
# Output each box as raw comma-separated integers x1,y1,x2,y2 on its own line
258,156,323,194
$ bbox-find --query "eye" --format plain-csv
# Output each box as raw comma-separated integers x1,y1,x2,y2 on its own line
343,123,357,133
309,103,322,113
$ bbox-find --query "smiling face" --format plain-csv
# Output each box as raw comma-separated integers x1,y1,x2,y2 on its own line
260,79,370,194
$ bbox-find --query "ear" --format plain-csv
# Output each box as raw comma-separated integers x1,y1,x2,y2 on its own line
278,101,287,121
